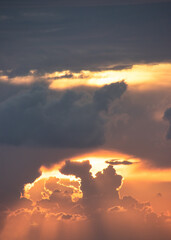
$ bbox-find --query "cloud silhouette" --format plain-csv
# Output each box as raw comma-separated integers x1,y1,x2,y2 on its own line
0,81,126,148
106,159,134,165
60,160,122,213
164,107,171,139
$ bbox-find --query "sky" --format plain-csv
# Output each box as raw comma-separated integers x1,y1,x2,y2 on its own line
0,0,171,240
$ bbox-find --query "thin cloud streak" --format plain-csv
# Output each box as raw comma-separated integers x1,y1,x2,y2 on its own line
106,159,134,165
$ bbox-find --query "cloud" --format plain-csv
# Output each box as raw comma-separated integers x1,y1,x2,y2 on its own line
61,213,72,220
93,81,127,111
106,159,134,165
0,0,171,238
1,79,171,211
105,87,171,167
60,160,122,213
0,2,171,75
120,195,150,210
1,161,171,240
0,145,91,209
1,79,171,214
157,192,162,197
164,107,171,139
107,64,133,71
0,81,126,148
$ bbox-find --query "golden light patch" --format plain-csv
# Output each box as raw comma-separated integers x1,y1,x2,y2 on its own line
48,63,171,90
69,149,138,178
0,75,8,81
10,75,36,84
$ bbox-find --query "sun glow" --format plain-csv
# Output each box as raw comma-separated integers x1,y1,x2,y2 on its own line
23,149,171,204
23,150,138,200
69,150,138,178
48,63,171,90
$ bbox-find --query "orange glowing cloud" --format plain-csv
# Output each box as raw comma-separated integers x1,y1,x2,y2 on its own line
1,149,171,240
23,148,171,203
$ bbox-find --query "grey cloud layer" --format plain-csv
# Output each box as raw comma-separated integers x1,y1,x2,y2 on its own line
0,2,171,76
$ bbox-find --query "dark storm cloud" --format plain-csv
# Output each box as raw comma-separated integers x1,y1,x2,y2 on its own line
0,2,171,76
0,81,126,205
0,81,126,147
164,107,171,139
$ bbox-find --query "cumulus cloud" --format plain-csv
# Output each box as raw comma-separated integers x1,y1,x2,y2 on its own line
1,161,171,240
60,160,122,213
93,81,126,111
0,80,128,213
0,81,126,148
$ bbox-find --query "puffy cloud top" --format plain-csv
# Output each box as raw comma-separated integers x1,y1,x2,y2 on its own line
0,81,126,148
